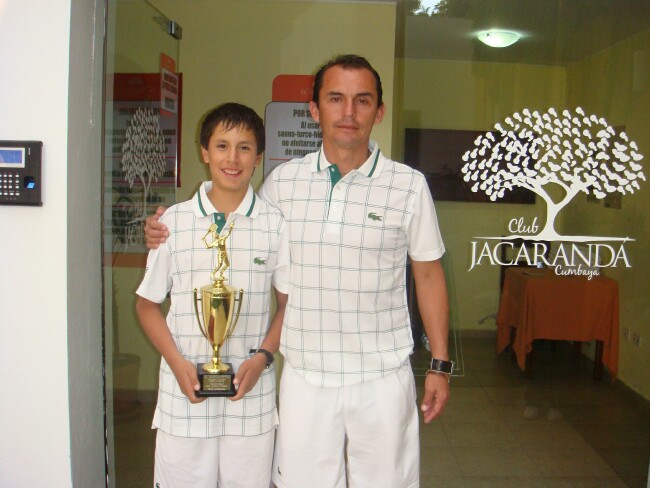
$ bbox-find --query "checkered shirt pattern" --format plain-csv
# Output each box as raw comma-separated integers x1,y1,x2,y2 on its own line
136,182,289,437
260,141,445,388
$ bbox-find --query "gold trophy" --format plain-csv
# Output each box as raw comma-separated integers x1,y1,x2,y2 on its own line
193,222,244,397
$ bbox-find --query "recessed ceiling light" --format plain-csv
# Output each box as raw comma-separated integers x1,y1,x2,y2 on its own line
477,30,521,48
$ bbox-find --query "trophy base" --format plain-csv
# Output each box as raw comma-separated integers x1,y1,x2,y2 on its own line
197,362,236,397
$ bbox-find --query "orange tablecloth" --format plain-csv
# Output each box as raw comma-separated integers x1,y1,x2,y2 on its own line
496,267,619,378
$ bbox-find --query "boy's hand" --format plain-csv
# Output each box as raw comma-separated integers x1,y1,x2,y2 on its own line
169,357,205,404
229,354,268,401
145,206,170,249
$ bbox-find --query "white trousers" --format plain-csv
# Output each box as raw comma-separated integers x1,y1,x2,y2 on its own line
154,428,274,488
272,362,420,488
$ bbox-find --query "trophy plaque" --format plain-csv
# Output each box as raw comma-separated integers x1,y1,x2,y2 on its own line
193,222,244,397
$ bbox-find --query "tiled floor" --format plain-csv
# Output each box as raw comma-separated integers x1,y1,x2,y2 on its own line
112,403,156,487
112,336,650,487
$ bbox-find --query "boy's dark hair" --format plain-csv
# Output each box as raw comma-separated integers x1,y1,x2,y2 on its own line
311,54,383,107
200,102,265,154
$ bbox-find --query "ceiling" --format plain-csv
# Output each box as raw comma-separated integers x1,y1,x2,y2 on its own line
262,0,650,65
398,0,650,65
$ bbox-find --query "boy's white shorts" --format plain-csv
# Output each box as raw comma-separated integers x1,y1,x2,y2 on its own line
153,428,274,488
272,362,420,488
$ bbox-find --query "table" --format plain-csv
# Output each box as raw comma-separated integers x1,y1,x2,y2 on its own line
496,267,619,379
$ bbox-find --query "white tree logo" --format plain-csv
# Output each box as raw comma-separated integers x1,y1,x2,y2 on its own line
461,107,645,241
121,107,167,222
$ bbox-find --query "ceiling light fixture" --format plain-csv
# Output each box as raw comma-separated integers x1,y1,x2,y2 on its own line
477,30,521,48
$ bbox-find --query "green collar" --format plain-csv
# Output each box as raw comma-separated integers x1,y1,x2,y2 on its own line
196,185,256,233
315,146,380,178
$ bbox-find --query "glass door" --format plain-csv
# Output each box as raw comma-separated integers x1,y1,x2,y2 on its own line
103,1,180,486
98,1,650,485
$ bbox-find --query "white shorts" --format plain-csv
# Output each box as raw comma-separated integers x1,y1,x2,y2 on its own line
272,362,420,488
154,429,274,488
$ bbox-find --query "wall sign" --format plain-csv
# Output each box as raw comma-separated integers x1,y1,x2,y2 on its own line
464,107,645,277
264,74,321,177
107,67,182,263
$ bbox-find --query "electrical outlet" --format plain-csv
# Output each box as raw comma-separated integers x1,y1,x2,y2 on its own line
631,332,641,347
622,327,630,340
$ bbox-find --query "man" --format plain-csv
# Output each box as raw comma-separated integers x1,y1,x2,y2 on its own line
146,55,450,488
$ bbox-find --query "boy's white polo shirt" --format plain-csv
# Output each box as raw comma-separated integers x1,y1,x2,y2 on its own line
137,182,289,437
260,141,445,388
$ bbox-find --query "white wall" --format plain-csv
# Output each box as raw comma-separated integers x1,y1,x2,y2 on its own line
0,0,104,486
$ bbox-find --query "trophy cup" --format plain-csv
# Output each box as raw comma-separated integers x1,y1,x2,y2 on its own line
193,222,244,397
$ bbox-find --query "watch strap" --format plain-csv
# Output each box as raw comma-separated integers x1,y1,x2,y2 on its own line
250,348,274,368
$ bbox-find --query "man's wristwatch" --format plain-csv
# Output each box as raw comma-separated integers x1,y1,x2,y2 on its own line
427,358,454,382
250,348,274,369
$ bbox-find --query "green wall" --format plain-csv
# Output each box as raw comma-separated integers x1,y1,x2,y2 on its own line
153,0,396,201
396,35,649,399
564,29,650,398
114,0,398,392
111,0,649,400
395,58,567,335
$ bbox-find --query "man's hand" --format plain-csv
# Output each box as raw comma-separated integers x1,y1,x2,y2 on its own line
229,354,267,401
420,372,450,423
169,357,205,404
144,206,169,249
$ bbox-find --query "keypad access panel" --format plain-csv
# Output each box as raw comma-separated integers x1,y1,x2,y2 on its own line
0,141,42,206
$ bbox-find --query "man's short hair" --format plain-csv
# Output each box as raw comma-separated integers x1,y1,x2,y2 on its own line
200,102,265,154
312,54,383,107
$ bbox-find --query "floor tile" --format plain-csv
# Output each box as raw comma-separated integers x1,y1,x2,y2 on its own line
418,419,450,449
446,386,494,405
620,475,650,488
420,448,461,478
442,422,519,448
522,447,617,477
542,476,629,487
452,446,542,477
111,336,648,487
483,386,547,406
595,447,650,478
460,477,549,487
574,422,650,449
440,401,505,424
508,421,593,449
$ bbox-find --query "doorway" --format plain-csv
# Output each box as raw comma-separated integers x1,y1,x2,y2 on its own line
103,1,180,485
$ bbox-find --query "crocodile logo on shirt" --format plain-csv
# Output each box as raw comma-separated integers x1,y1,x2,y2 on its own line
367,212,382,221
254,257,266,265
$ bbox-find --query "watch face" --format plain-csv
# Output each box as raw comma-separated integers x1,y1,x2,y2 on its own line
430,359,453,373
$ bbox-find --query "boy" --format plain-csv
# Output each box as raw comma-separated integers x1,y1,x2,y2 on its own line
136,102,289,488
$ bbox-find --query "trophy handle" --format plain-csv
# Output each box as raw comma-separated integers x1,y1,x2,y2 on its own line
223,289,244,343
193,288,209,341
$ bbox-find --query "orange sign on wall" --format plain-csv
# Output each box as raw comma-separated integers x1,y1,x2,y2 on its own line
271,74,314,102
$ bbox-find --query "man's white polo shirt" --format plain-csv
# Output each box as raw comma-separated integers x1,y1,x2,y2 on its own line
137,182,289,437
260,141,445,388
